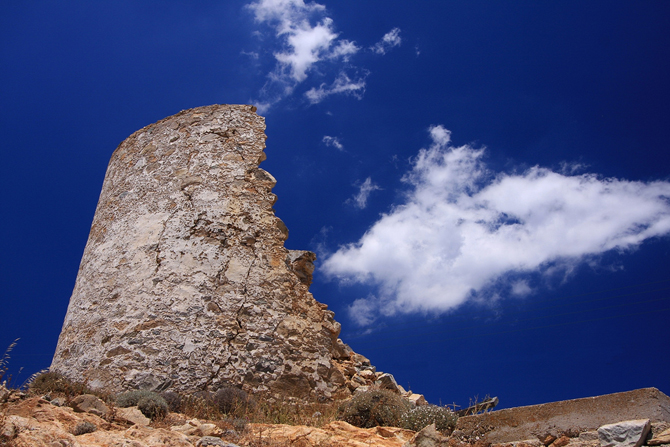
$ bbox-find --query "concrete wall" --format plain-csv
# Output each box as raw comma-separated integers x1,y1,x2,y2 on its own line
455,388,670,443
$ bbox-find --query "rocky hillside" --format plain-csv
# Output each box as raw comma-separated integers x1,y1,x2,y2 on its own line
2,384,669,447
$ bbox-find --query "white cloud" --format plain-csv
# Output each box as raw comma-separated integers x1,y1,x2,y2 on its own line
247,0,362,108
322,125,670,325
510,280,532,297
348,177,381,209
273,17,338,82
305,71,366,104
328,40,359,61
241,50,260,59
322,135,344,150
348,297,378,326
371,27,402,55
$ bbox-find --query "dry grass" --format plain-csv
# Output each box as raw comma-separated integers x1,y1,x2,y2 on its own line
1,340,19,447
0,339,19,389
155,388,340,428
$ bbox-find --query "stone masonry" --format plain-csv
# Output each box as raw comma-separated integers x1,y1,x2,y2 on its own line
50,104,390,401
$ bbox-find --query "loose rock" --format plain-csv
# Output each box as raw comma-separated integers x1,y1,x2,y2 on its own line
408,393,428,407
549,435,570,447
69,394,109,417
196,437,238,447
403,423,449,447
648,427,670,446
598,419,651,447
116,406,151,426
377,373,401,393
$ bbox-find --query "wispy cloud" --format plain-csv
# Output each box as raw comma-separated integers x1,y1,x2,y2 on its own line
322,135,344,150
348,177,381,209
322,125,670,325
371,27,402,55
247,0,364,109
510,280,532,297
241,50,260,59
305,71,367,104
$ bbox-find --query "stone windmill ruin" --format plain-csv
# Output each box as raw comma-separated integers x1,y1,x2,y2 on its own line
50,104,410,403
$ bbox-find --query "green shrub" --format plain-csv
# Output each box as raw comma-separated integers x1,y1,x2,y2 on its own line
400,405,458,433
137,395,168,420
72,421,97,435
116,390,158,407
29,371,90,396
116,390,168,420
160,391,182,413
213,386,253,415
338,389,411,428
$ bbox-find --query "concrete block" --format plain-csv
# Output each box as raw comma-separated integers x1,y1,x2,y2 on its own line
455,388,670,444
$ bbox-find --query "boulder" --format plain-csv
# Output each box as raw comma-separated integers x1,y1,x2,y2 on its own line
171,419,223,437
50,397,66,407
1,397,192,447
359,369,376,380
250,420,414,447
549,435,570,447
408,393,428,407
376,373,401,393
540,435,557,445
69,394,109,417
598,419,651,447
649,427,670,446
116,406,151,426
196,437,239,447
1,415,32,439
403,423,449,447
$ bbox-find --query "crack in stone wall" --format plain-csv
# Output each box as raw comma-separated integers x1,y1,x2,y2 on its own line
50,104,398,402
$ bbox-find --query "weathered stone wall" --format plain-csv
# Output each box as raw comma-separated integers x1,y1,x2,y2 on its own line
454,387,670,444
50,104,362,400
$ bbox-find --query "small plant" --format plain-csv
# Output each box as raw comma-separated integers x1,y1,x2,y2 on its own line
137,395,168,420
1,340,18,445
22,369,49,390
0,340,17,380
225,417,248,432
213,386,253,415
160,391,182,413
29,371,90,397
177,392,224,421
0,339,19,390
116,390,168,420
338,389,411,428
400,405,458,433
72,421,97,435
116,390,158,407
456,394,498,416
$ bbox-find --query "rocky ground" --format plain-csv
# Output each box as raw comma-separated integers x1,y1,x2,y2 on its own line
4,380,670,447
2,388,670,447
1,394,416,447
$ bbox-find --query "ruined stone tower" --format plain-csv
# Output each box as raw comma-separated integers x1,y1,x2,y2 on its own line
50,104,379,401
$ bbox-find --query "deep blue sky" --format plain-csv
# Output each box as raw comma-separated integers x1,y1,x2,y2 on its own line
1,1,669,410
